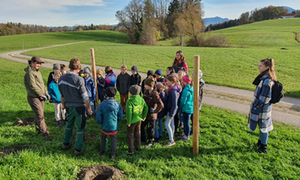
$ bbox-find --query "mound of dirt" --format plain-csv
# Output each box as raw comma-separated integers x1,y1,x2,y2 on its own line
0,145,32,156
13,117,35,126
76,165,125,180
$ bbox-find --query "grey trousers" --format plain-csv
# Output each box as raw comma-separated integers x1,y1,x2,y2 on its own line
100,132,117,156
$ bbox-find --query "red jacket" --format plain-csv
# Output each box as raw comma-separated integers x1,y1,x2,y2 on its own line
172,57,188,73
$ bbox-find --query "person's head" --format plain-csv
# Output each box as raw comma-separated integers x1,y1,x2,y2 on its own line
155,82,167,92
155,69,162,79
129,85,141,96
176,51,184,61
166,75,176,87
69,58,81,73
53,63,59,71
147,70,154,78
131,65,138,75
104,87,117,98
83,67,91,78
96,68,104,78
54,71,62,82
60,64,66,74
105,66,113,75
177,70,186,81
181,75,192,87
30,56,44,70
259,58,277,81
166,67,174,76
121,65,127,75
144,76,155,91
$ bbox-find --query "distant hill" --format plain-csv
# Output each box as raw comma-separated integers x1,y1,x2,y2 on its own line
283,6,296,13
203,16,229,26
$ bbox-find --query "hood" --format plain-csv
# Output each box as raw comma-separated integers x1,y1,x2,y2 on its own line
184,84,193,93
24,66,30,72
170,85,182,93
129,95,144,106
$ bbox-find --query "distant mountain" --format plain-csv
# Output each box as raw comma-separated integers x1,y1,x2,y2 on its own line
282,6,296,13
203,16,230,26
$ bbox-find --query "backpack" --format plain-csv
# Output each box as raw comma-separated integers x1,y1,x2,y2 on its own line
270,81,284,104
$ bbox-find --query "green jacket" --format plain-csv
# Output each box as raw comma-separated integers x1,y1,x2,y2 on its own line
24,66,47,98
126,95,148,124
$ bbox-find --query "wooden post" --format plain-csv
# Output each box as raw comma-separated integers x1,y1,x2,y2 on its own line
181,34,184,52
123,57,125,65
90,48,99,110
193,55,200,154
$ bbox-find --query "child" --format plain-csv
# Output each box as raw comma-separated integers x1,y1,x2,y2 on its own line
96,68,106,102
116,65,130,113
141,70,154,95
126,85,148,156
179,75,193,140
48,71,66,128
154,83,168,143
96,87,123,159
165,76,181,146
47,63,60,89
129,65,141,87
155,69,165,83
83,67,96,114
164,67,175,84
141,76,164,147
104,66,116,89
60,64,67,75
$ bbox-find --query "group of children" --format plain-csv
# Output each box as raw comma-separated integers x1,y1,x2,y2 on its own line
47,63,205,159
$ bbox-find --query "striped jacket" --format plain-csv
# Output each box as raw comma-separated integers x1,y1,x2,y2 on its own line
248,74,274,133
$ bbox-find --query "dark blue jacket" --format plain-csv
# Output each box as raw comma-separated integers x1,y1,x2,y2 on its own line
157,90,168,119
83,76,96,101
167,85,182,117
96,97,123,133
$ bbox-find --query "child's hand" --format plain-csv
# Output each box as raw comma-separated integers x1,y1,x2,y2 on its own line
127,124,131,127
142,119,146,122
170,116,173,119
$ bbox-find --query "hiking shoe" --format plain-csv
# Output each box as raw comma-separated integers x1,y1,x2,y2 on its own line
62,143,72,150
146,142,153,148
126,152,134,156
97,151,105,157
74,149,85,156
179,135,190,141
256,144,267,154
164,141,176,147
56,120,63,128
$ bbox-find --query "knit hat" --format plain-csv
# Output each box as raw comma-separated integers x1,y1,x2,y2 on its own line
155,69,162,76
53,63,59,70
147,70,154,76
192,70,203,79
83,67,91,74
182,75,191,84
129,85,141,95
144,76,155,88
131,65,138,72
104,87,117,97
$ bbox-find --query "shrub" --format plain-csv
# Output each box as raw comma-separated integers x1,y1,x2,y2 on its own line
186,34,228,47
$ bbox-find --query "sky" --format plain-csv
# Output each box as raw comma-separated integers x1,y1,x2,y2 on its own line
0,0,299,26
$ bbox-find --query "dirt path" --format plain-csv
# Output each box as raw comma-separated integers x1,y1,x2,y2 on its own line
1,42,299,127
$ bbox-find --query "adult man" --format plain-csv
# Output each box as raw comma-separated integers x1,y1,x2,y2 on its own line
24,56,52,141
58,58,92,156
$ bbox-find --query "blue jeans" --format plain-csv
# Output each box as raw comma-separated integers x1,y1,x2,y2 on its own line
165,113,174,142
259,131,269,145
155,118,163,139
180,112,191,137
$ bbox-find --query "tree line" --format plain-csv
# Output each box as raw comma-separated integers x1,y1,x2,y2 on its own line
206,6,299,32
0,23,115,36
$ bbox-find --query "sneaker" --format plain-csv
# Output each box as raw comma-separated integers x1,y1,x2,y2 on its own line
74,149,85,156
62,143,72,150
126,152,134,156
146,141,153,148
56,120,63,128
164,141,176,147
97,151,105,157
179,135,190,141
111,155,116,159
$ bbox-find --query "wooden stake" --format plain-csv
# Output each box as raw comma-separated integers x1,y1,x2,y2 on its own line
193,55,200,154
90,48,99,110
123,57,125,65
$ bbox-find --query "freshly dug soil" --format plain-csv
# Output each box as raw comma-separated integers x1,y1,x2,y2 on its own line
76,164,125,180
13,117,35,126
0,145,32,156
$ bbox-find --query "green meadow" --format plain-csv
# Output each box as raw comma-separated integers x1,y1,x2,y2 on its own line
0,58,300,179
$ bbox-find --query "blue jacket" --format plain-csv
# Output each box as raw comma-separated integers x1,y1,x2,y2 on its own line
96,97,123,133
84,76,96,101
179,84,193,114
48,80,61,103
105,72,116,89
157,90,168,119
167,85,182,117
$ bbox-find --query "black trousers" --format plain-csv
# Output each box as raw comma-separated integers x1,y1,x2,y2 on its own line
141,120,156,143
100,133,117,156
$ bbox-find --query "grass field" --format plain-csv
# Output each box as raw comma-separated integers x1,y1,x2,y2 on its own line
1,58,300,179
